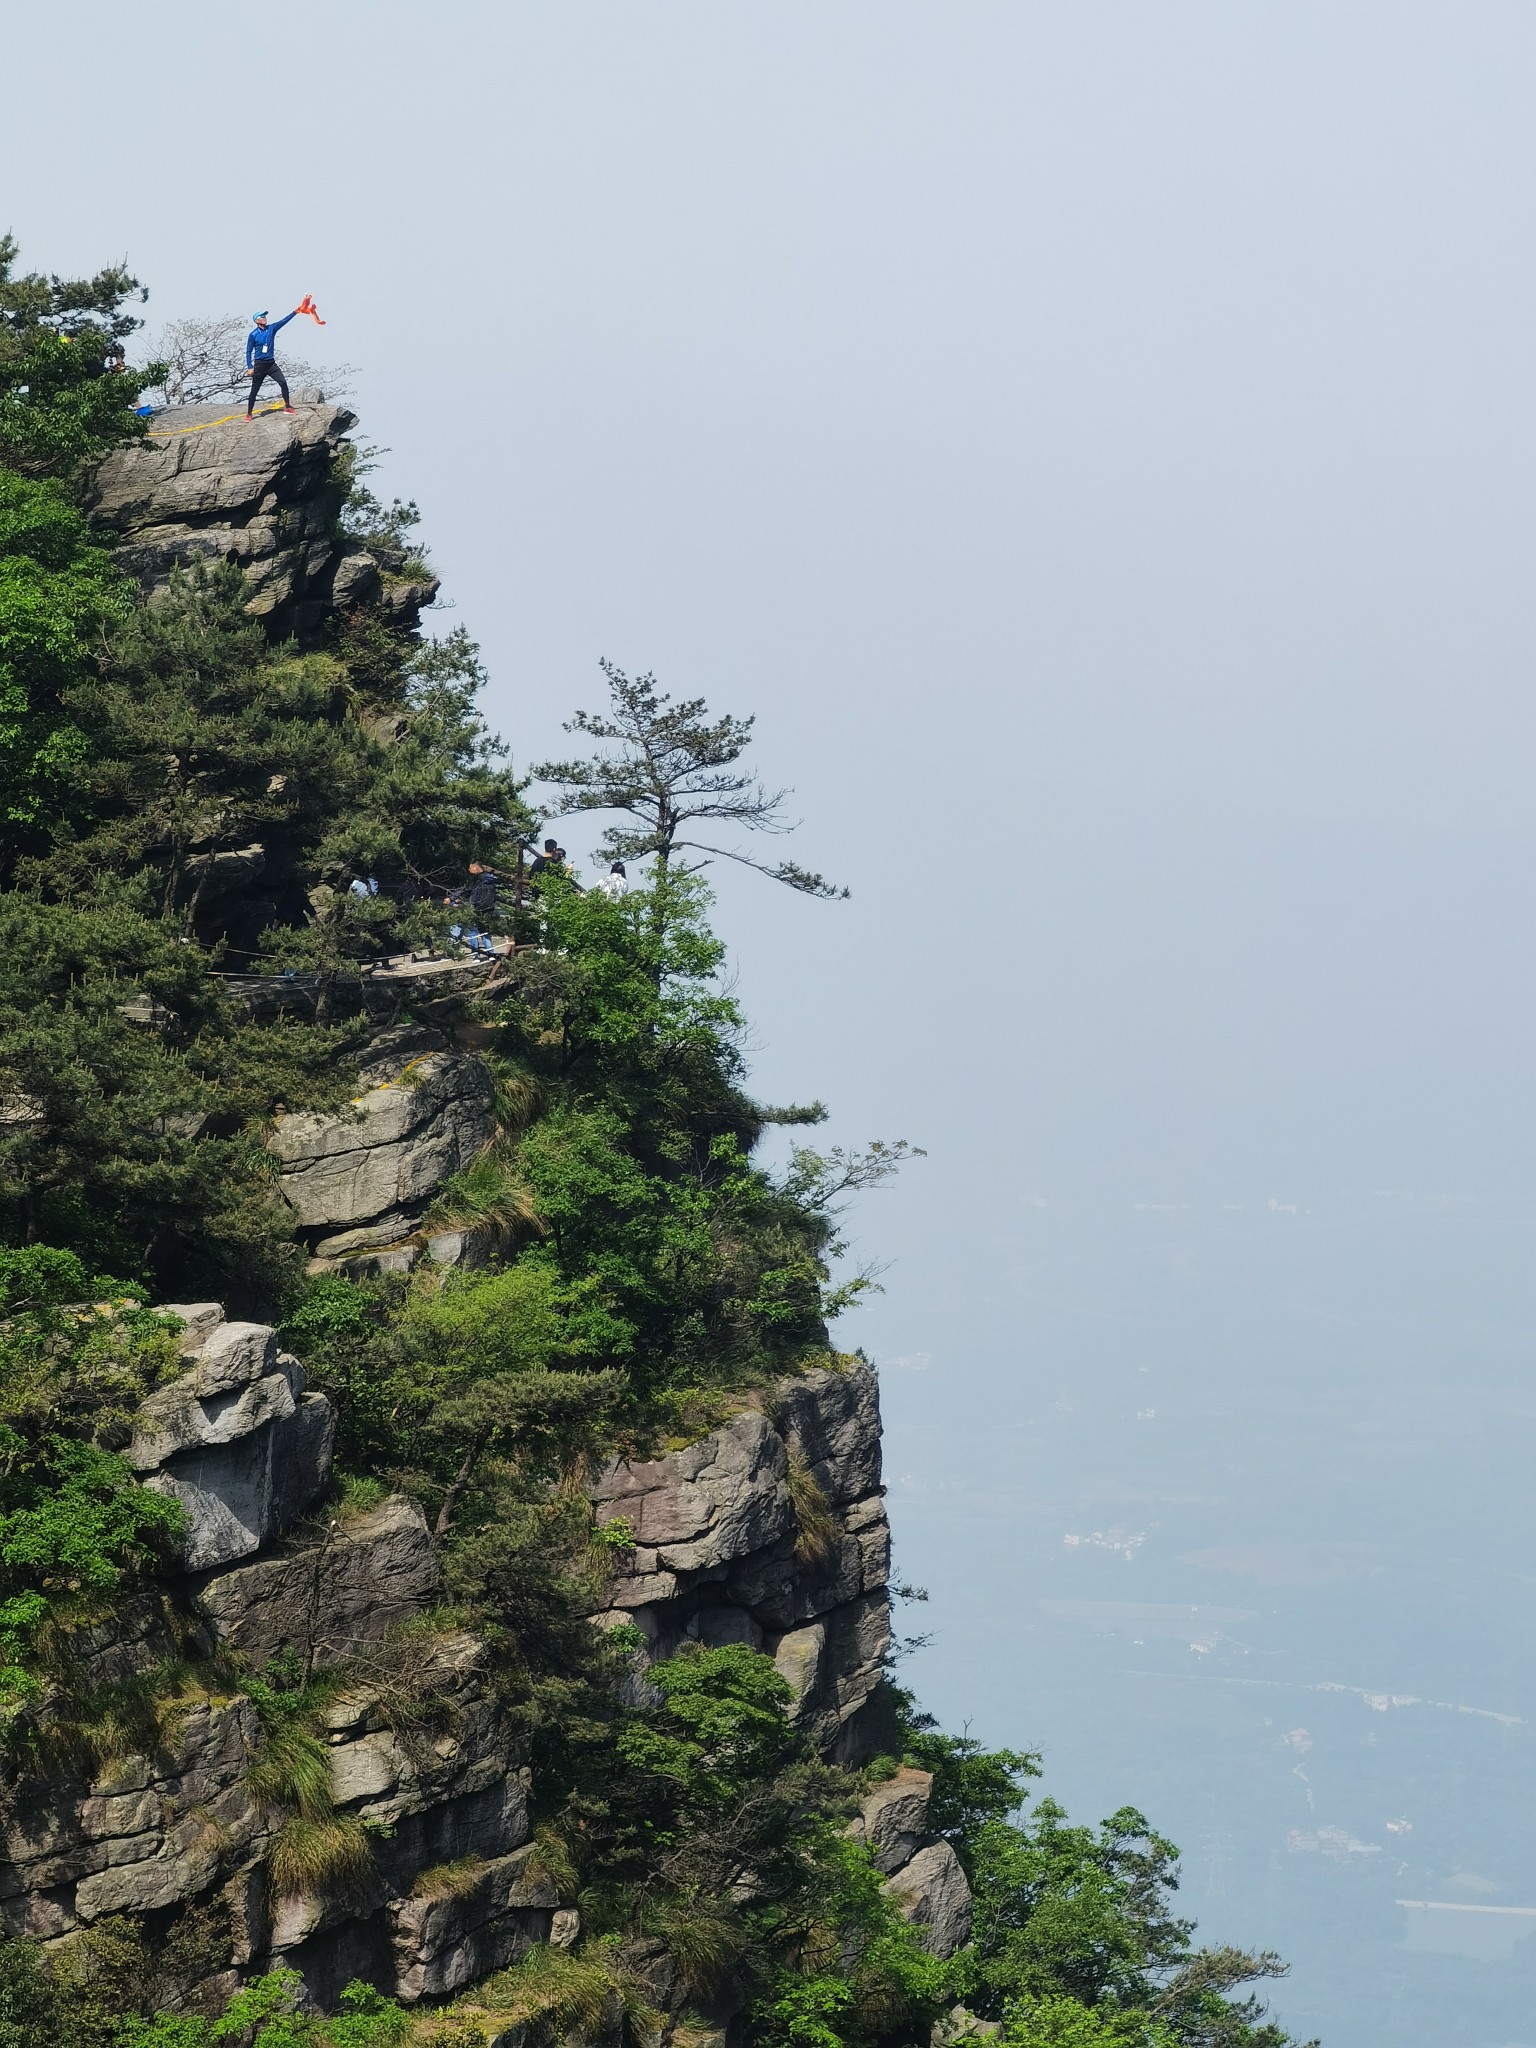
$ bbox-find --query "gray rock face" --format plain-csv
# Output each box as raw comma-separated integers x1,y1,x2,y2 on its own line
595,1412,793,1576
127,1316,335,1571
389,1841,556,2001
847,1767,934,1877
775,1362,884,1506
268,1053,496,1237
84,403,439,646
0,1620,536,2002
193,1496,443,1675
884,1840,973,1959
142,1391,335,1572
844,1763,974,1959
592,1361,892,1758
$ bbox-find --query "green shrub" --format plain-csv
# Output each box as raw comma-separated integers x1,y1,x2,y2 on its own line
787,1455,836,1566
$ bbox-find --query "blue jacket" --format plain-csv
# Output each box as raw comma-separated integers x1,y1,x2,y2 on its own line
246,311,296,367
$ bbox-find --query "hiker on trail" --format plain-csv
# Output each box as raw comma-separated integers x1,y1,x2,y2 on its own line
444,863,499,958
598,861,628,902
245,308,300,418
528,838,562,878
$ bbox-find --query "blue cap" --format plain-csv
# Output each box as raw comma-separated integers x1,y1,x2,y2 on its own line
252,310,268,321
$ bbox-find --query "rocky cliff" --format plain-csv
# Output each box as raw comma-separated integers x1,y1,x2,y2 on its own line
1,1315,966,2012
9,399,974,2025
85,400,437,646
3,1305,544,2010
591,1364,891,1765
85,406,504,1274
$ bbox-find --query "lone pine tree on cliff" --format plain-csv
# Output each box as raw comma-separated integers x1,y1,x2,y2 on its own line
535,659,848,900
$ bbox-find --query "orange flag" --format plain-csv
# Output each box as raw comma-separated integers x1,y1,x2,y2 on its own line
296,293,326,326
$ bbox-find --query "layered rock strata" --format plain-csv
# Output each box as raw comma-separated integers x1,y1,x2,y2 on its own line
592,1372,974,1958
268,1045,497,1261
591,1361,894,1763
0,1308,545,2007
3,1319,954,2012
85,401,438,646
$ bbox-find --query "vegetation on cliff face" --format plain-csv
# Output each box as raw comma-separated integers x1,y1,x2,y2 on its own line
0,239,1311,2048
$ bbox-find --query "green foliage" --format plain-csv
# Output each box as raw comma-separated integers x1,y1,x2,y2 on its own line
535,659,844,898
751,1833,952,2048
0,233,149,478
0,1281,186,1714
0,887,340,1288
997,1996,1176,2047
0,469,127,851
0,1933,61,2048
266,1816,376,1902
110,1971,413,2048
894,1703,1040,1862
46,563,347,931
954,1800,1302,2047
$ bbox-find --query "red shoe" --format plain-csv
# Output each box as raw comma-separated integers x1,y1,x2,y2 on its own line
283,406,296,415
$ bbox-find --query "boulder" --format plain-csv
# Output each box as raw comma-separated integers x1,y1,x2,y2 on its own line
128,1353,299,1471
142,1390,335,1571
268,1054,496,1234
883,1840,973,1958
932,2008,1001,2044
772,1621,824,1718
126,1318,336,1570
775,1361,882,1506
388,1842,556,2001
593,1412,792,1577
847,1767,934,1877
192,1497,443,1673
81,402,440,648
154,1302,226,1355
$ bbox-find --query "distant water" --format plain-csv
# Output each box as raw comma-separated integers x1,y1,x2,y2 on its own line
866,1186,1536,2048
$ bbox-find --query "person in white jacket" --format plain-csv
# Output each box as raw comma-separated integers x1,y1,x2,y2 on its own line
597,861,629,902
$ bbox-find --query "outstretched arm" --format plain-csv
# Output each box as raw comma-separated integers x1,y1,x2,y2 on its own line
269,309,299,334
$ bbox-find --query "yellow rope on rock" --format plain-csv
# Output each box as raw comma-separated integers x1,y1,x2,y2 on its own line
144,403,290,438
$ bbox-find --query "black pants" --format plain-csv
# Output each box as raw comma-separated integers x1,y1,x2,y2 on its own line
248,359,290,411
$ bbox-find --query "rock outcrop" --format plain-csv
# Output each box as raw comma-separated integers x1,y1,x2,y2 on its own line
85,401,438,646
591,1361,893,1762
3,1317,932,2011
268,1049,497,1259
192,1496,443,1675
846,1769,973,1960
0,1307,545,2007
127,1312,334,1571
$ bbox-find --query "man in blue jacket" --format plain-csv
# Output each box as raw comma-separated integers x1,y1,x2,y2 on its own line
245,308,300,418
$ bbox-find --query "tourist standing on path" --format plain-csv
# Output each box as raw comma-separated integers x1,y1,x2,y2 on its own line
245,308,300,418
444,863,499,958
598,862,628,901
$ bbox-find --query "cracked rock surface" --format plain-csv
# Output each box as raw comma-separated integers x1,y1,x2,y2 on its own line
268,1053,497,1241
592,1362,893,1759
84,402,438,646
0,1306,541,2005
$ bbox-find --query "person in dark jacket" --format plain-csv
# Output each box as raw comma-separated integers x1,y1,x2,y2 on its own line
245,309,301,418
444,863,499,958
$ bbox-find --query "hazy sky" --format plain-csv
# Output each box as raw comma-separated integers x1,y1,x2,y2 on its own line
9,7,1536,2040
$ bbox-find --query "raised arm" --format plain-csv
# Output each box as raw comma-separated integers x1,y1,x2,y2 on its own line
270,310,299,335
